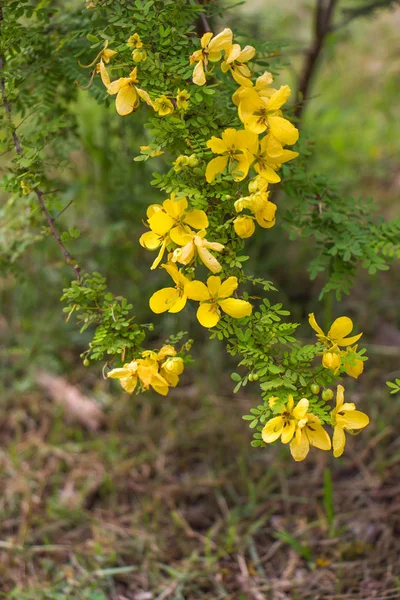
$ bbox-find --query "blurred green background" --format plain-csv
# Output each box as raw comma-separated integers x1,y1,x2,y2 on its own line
1,1,400,598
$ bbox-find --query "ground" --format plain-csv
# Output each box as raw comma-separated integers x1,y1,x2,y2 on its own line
1,356,399,600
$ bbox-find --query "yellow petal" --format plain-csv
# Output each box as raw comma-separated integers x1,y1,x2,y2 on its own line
170,224,193,246
150,373,170,396
184,209,209,230
149,287,179,314
208,28,233,52
255,164,281,183
193,61,206,86
148,211,175,236
136,87,154,107
292,398,309,420
231,153,250,182
333,426,346,458
162,262,180,285
99,60,110,87
119,375,137,394
197,244,222,273
268,115,299,145
201,32,213,48
328,316,353,341
157,345,176,360
107,77,127,95
290,430,310,461
237,45,255,62
225,43,242,64
107,367,132,380
267,85,291,112
207,275,221,297
308,312,325,337
206,155,229,182
163,196,188,219
115,84,138,116
140,230,161,250
150,239,167,270
336,385,345,410
168,293,187,313
281,420,296,444
175,239,195,265
207,136,227,154
343,410,369,430
237,129,259,154
218,276,238,298
234,215,256,238
307,421,331,451
231,67,253,87
262,416,284,443
185,280,210,301
218,298,252,319
197,302,220,328
345,358,364,379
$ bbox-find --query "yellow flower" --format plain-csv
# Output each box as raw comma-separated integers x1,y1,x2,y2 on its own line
140,145,164,157
233,215,255,239
146,194,208,246
322,350,341,373
238,85,299,149
79,40,117,69
176,89,190,110
205,128,258,183
290,413,331,461
342,346,364,379
235,191,277,229
127,33,143,48
132,49,147,63
190,28,233,86
262,395,309,444
245,135,299,183
172,230,224,274
149,263,190,314
160,356,184,387
100,64,153,116
186,275,252,328
331,385,369,458
309,313,363,349
233,70,274,107
107,355,170,396
20,181,31,195
154,95,174,116
221,42,255,87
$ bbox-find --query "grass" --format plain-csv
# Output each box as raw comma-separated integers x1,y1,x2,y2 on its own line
1,356,400,599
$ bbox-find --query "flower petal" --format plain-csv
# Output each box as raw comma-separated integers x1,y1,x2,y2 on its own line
268,115,299,145
333,426,346,458
168,293,187,313
328,316,353,341
163,196,188,219
115,84,138,116
148,210,175,236
193,61,206,86
149,287,179,314
184,209,209,230
197,302,220,328
185,280,210,301
206,155,229,183
292,398,309,420
308,312,325,337
262,416,284,443
267,85,291,112
207,276,221,297
208,28,233,52
170,224,193,246
140,230,161,250
281,420,296,444
218,298,252,319
206,136,227,154
218,276,238,298
197,245,222,273
290,430,310,461
307,422,331,451
119,375,137,394
344,410,369,430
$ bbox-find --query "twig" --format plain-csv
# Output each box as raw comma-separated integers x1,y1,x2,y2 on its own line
195,0,212,34
295,0,338,121
0,9,80,279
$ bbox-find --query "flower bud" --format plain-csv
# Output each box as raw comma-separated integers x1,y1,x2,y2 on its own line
310,383,320,395
234,216,255,239
322,389,334,401
162,356,184,376
322,351,341,371
187,154,199,167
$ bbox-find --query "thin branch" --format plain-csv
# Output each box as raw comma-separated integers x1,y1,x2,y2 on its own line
294,0,338,121
195,0,212,34
0,10,80,279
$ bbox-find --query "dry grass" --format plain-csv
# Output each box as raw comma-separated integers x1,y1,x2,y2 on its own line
1,356,400,600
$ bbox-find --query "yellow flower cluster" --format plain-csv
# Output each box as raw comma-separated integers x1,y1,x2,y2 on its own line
190,29,298,240
309,313,364,378
138,194,253,327
107,345,184,396
262,385,369,461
